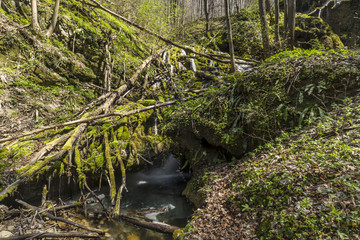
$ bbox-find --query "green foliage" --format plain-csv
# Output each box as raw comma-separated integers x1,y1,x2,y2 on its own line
229,97,360,239
164,49,360,157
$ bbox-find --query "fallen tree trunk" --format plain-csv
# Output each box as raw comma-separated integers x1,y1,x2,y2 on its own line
0,48,168,201
3,232,100,239
0,98,190,144
116,214,180,234
16,199,105,235
87,0,258,64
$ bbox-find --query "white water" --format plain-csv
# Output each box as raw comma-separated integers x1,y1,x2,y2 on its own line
154,113,158,135
190,58,197,72
162,51,168,64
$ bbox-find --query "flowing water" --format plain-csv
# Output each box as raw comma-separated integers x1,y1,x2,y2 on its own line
67,154,193,239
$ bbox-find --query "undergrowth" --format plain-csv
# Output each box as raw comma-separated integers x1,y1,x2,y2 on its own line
229,96,360,239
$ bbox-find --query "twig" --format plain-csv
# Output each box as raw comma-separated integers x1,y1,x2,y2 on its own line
16,199,105,235
0,97,194,144
3,231,100,239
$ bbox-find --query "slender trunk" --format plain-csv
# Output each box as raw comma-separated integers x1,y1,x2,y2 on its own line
46,0,61,37
283,0,288,43
265,0,271,12
204,0,209,33
31,0,40,31
259,0,270,55
288,0,296,50
224,0,236,72
274,0,280,48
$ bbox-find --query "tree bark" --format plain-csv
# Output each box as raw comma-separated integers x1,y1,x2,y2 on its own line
283,0,288,42
287,0,296,50
116,214,180,234
204,0,209,33
258,0,270,55
274,0,280,48
31,0,40,31
224,0,236,73
46,0,61,37
265,0,271,12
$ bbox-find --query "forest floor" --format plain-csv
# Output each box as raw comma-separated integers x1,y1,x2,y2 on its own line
179,96,360,239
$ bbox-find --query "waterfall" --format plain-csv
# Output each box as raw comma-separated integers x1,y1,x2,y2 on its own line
170,64,174,75
235,63,252,72
190,58,197,72
154,112,158,135
162,51,168,64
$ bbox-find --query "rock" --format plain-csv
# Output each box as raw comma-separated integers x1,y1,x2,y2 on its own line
0,231,14,238
0,205,9,221
126,234,140,240
7,226,15,231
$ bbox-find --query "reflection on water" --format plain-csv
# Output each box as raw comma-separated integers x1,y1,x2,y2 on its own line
80,154,193,239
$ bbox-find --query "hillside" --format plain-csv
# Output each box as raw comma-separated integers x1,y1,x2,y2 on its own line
0,0,360,239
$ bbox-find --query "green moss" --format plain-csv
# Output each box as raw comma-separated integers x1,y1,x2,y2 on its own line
120,126,130,141
104,131,116,201
74,146,86,186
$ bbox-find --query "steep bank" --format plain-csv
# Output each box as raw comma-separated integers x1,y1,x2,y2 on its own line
165,49,360,239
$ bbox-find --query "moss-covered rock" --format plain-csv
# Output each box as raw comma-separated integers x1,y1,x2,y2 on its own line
295,14,344,49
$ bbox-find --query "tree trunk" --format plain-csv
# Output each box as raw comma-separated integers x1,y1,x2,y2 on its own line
46,0,61,37
31,0,40,31
224,0,236,73
258,0,270,55
283,0,288,42
204,0,209,33
274,0,280,48
287,0,296,50
265,0,271,12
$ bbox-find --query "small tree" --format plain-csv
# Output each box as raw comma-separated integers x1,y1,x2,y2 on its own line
287,0,296,50
204,0,210,33
46,0,61,37
30,0,61,37
259,0,270,55
31,0,40,31
274,0,280,48
224,0,236,72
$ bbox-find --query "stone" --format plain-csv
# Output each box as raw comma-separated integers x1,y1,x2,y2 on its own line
0,231,14,238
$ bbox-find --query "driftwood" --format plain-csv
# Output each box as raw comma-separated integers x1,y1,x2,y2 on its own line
3,232,100,239
116,214,180,234
88,0,258,64
16,200,105,235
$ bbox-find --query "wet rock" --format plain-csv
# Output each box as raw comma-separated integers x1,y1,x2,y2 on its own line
0,230,14,238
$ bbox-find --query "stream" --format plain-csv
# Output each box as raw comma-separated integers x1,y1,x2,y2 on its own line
63,154,193,239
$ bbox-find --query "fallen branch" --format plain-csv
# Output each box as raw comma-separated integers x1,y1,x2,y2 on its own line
0,150,67,197
0,98,191,144
87,0,258,64
16,199,105,235
116,214,180,234
3,232,100,239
